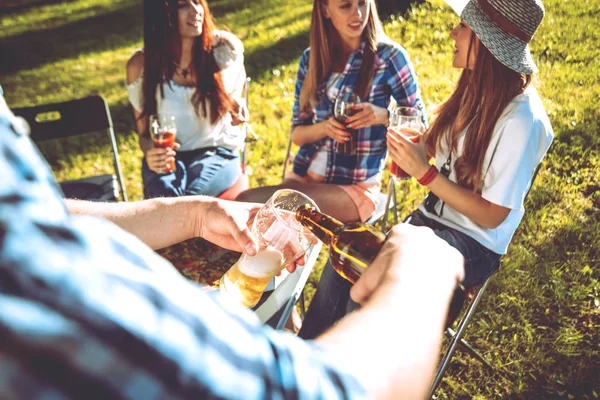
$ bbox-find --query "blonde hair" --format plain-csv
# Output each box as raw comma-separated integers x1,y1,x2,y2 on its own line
299,0,384,113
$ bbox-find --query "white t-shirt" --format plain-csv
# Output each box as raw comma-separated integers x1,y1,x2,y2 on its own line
127,30,246,151
308,73,341,177
418,87,554,254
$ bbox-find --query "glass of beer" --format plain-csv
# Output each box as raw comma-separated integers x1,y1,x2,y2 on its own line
219,189,318,308
333,92,361,155
149,114,177,173
388,107,422,179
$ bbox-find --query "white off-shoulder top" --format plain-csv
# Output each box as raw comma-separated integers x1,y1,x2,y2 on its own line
127,30,246,151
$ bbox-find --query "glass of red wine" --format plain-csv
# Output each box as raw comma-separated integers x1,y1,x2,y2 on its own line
333,92,361,155
389,107,422,179
149,114,177,173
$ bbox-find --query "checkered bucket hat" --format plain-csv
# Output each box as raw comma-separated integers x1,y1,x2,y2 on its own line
446,0,545,74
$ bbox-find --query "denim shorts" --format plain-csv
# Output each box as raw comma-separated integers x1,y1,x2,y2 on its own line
298,209,502,340
142,146,240,199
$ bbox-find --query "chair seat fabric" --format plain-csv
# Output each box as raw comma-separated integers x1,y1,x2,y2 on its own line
60,174,118,202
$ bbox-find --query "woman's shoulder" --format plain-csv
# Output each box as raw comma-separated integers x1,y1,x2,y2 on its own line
299,47,311,64
126,49,144,85
505,88,547,122
213,30,244,54
497,87,552,138
212,30,244,68
376,37,410,60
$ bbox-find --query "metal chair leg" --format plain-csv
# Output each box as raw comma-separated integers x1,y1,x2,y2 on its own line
445,328,494,370
428,279,491,398
298,290,306,319
381,176,398,233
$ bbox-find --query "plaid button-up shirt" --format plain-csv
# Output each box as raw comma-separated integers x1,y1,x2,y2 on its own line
292,39,427,185
0,96,366,399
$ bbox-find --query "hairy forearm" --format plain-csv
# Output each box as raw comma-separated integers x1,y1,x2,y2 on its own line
291,122,328,146
65,197,206,250
316,275,456,399
426,174,510,229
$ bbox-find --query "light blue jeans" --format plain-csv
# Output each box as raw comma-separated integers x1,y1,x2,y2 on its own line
142,147,240,199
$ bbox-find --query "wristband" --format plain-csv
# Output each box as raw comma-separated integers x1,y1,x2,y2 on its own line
418,165,438,186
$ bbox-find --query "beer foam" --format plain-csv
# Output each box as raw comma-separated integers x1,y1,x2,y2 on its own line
237,247,284,278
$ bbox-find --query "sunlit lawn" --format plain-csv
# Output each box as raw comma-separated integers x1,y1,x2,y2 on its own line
1,0,598,397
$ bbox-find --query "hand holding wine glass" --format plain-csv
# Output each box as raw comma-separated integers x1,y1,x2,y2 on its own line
333,92,361,154
148,114,178,174
387,107,424,179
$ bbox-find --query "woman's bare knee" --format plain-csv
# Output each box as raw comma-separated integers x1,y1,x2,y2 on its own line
235,186,278,203
235,189,256,202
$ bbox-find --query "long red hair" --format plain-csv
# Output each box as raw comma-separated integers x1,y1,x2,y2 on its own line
142,0,233,124
426,33,531,191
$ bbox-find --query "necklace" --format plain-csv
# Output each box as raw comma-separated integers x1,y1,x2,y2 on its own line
173,60,192,79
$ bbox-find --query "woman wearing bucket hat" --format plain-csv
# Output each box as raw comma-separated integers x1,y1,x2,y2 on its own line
384,0,554,288
298,0,555,339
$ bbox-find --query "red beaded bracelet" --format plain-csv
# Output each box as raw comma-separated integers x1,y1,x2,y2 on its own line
418,165,438,186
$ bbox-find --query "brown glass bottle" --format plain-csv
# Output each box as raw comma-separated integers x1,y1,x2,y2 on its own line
295,204,387,284
295,204,465,326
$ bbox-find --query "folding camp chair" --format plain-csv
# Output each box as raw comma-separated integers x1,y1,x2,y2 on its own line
254,242,322,328
427,278,494,397
427,162,546,398
12,95,127,202
218,77,258,200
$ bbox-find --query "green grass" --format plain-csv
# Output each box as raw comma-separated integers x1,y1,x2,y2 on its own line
1,0,599,397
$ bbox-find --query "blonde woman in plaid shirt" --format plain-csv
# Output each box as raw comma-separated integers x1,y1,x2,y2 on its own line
237,0,425,223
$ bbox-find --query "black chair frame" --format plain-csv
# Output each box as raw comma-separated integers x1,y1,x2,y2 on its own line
427,161,546,397
13,95,127,202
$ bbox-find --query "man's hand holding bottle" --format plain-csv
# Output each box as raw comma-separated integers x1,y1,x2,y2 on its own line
350,223,465,305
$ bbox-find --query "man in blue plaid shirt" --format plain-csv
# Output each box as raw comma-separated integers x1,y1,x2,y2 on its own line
0,87,464,399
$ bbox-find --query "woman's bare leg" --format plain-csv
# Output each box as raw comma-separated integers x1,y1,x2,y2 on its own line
236,180,361,223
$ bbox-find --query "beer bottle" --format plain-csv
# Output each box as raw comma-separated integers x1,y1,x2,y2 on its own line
295,204,387,284
295,204,465,326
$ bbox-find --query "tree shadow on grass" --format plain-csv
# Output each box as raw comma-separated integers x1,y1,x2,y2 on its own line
244,30,310,79
210,0,246,17
376,0,426,21
0,0,69,15
0,3,142,76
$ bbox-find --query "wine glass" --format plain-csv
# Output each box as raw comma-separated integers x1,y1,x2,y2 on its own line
389,107,422,179
220,189,319,308
149,114,177,173
333,92,361,155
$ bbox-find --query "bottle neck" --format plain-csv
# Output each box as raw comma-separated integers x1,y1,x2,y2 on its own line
295,205,344,246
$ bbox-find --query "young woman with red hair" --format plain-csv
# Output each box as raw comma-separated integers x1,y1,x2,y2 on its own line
126,0,247,199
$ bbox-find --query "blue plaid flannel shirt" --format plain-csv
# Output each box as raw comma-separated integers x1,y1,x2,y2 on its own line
292,39,428,185
0,93,366,399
